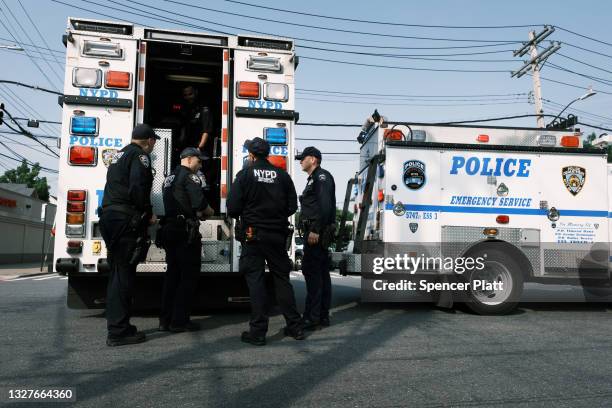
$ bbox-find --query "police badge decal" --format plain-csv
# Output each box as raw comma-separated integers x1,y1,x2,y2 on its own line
101,149,118,168
562,166,586,196
403,160,426,190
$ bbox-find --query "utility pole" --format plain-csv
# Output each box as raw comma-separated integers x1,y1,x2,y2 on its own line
511,25,560,128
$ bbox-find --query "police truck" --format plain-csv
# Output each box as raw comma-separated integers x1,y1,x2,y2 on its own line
336,111,612,314
53,18,297,308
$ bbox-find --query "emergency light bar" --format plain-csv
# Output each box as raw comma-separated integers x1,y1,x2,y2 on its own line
268,155,287,170
72,67,102,88
70,116,98,135
264,127,287,145
264,83,288,102
82,40,123,59
411,130,427,142
237,81,260,99
105,71,131,89
69,146,97,166
247,56,282,73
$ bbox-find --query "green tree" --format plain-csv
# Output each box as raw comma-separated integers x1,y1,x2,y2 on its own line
0,160,50,201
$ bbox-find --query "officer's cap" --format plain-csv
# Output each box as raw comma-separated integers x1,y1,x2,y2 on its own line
295,146,322,161
132,123,160,140
244,137,270,157
180,147,209,161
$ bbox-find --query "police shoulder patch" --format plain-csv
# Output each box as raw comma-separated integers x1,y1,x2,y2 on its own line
318,173,327,182
139,155,150,168
189,173,201,185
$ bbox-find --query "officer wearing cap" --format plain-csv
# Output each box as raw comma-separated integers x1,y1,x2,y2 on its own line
296,146,336,330
99,123,160,347
158,147,214,333
227,137,304,345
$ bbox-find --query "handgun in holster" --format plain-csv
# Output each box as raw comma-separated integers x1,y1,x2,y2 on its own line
185,218,201,245
234,219,245,243
128,212,151,265
285,225,294,251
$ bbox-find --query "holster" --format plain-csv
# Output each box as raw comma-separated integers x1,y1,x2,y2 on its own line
185,218,201,245
129,234,151,265
234,219,245,243
320,224,336,249
285,225,294,251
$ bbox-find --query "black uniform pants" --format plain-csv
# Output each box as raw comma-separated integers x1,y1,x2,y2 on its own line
239,229,301,337
161,237,201,327
302,241,331,322
100,211,139,339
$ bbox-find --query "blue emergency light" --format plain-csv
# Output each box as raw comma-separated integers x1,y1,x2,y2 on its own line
70,116,98,135
264,127,287,145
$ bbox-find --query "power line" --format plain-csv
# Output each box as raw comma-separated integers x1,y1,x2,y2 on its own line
555,26,612,49
223,0,541,29
0,85,60,136
300,55,509,73
297,91,526,102
56,0,520,51
12,117,61,125
577,122,612,132
563,42,612,60
0,152,58,173
16,0,65,68
534,74,612,96
0,47,61,64
1,106,59,157
0,133,57,157
547,63,612,87
0,80,63,96
164,0,525,43
0,35,64,55
556,52,612,75
0,0,63,86
0,130,59,140
297,88,528,98
298,97,527,107
543,99,612,123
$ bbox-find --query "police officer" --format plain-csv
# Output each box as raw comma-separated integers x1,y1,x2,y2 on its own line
227,137,304,345
99,124,160,347
296,146,336,330
159,147,214,332
178,85,213,154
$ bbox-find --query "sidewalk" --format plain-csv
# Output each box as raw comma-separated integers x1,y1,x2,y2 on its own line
0,262,52,280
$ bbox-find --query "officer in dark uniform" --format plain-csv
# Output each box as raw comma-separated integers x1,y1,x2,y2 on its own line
158,147,214,332
99,124,160,347
178,85,213,154
296,146,336,330
227,137,304,346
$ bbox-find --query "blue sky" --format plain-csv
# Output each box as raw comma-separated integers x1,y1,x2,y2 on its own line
1,0,611,201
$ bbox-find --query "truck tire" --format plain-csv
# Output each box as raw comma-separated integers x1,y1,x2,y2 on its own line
464,247,524,315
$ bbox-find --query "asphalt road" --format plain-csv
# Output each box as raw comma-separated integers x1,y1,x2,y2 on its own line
1,272,612,408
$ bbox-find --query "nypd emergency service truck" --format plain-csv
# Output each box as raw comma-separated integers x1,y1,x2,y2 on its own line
53,18,297,308
337,112,611,314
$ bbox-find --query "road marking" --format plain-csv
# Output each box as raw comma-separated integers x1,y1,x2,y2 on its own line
33,275,61,281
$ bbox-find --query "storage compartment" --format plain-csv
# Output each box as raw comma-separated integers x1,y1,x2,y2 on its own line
144,42,224,214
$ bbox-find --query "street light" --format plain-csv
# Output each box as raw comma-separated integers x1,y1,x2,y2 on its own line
0,44,24,51
547,88,597,128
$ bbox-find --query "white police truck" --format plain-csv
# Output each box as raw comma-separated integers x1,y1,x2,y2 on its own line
336,111,611,314
53,18,298,308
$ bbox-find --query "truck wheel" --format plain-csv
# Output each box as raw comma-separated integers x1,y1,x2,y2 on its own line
294,258,302,271
464,248,523,315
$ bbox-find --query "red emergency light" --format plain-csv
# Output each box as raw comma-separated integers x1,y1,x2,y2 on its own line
268,155,287,170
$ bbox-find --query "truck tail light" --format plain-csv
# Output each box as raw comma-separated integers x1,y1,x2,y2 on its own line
72,67,102,88
237,81,260,98
264,127,287,145
384,129,404,141
69,146,97,166
477,134,490,143
82,40,123,59
378,189,384,202
561,135,580,147
247,55,281,72
67,190,87,201
264,83,288,101
105,71,131,89
70,116,98,135
67,240,83,254
268,155,287,170
66,213,85,224
67,201,85,212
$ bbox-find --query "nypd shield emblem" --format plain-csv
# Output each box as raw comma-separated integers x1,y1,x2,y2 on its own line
409,223,418,233
403,160,426,190
101,149,118,168
562,166,586,196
